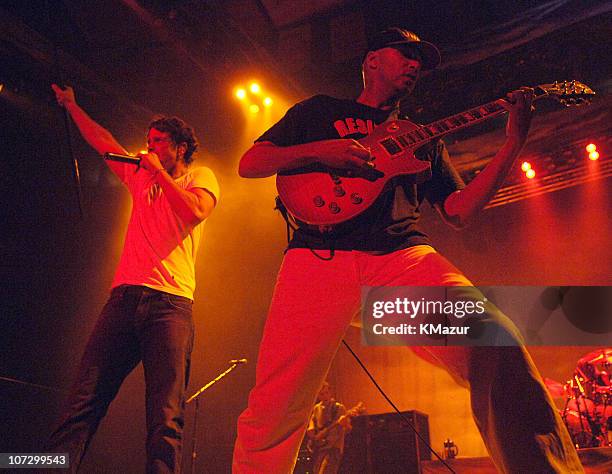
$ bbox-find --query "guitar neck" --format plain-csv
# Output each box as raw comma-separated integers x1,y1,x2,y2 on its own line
403,88,548,148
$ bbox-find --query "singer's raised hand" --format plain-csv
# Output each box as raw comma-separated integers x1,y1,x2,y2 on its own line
51,84,76,107
50,84,128,171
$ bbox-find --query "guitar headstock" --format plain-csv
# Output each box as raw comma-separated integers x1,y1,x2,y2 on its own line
535,80,595,107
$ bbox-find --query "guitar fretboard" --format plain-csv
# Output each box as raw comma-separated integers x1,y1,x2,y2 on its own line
380,101,507,154
380,88,549,155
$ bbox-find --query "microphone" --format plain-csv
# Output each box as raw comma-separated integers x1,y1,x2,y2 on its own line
229,359,248,365
104,152,141,165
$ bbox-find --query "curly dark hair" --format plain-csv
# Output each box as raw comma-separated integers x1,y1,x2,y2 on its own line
147,115,199,164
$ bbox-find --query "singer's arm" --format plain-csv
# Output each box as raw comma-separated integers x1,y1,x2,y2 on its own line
51,84,129,179
154,169,216,226
137,152,216,226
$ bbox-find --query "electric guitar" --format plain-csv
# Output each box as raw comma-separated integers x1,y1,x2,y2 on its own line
276,81,594,228
307,402,366,453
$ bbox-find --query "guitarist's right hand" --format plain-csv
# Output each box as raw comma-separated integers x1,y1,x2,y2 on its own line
312,139,374,173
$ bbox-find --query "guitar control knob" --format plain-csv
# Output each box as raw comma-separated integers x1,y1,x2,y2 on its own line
350,193,363,204
313,196,325,207
333,186,346,197
329,202,341,214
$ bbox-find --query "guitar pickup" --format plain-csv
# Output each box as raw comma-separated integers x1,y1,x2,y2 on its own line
379,138,402,155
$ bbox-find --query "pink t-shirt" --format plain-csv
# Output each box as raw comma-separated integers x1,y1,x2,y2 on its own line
111,164,219,299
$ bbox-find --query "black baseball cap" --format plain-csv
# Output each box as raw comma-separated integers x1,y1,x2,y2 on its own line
367,27,441,70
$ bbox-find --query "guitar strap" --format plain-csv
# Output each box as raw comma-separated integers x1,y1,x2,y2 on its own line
274,196,337,261
319,401,340,432
274,196,296,248
330,401,339,426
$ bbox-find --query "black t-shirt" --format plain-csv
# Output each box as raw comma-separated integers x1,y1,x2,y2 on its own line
257,95,465,253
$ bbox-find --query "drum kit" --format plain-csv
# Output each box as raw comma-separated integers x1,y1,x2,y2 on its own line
547,348,612,448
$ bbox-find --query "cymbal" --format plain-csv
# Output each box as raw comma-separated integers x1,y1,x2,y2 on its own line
578,348,612,366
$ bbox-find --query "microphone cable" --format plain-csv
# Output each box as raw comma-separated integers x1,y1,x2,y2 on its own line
341,340,456,474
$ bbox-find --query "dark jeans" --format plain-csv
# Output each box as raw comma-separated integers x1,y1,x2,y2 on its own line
47,285,194,473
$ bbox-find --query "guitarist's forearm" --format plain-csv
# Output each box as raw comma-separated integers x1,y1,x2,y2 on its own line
239,139,371,178
239,142,318,178
443,88,534,227
443,138,525,227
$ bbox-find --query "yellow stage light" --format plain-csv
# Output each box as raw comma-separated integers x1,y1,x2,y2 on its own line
526,169,536,179
586,143,596,153
521,161,531,172
250,83,261,94
235,88,247,100
249,104,260,113
263,97,273,107
589,151,600,161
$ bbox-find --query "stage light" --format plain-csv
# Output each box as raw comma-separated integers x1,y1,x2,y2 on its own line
586,143,596,153
139,150,148,155
521,161,531,172
0,83,4,94
249,104,260,113
250,83,261,94
263,97,273,107
235,88,247,100
526,169,536,179
589,151,600,161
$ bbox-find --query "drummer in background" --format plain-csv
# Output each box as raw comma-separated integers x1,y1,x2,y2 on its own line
577,348,612,390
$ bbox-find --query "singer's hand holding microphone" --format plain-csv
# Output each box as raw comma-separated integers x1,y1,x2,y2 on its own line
137,151,164,175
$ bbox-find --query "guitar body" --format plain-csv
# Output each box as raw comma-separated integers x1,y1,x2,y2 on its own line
276,119,432,226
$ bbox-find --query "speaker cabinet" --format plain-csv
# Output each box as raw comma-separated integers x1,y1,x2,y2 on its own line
340,410,430,473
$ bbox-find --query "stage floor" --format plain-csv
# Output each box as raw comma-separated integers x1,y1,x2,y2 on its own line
422,447,612,473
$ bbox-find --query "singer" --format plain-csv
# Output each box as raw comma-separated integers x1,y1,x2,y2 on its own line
47,84,219,474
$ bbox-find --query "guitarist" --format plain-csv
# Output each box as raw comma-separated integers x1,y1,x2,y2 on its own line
306,382,353,474
233,28,583,473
